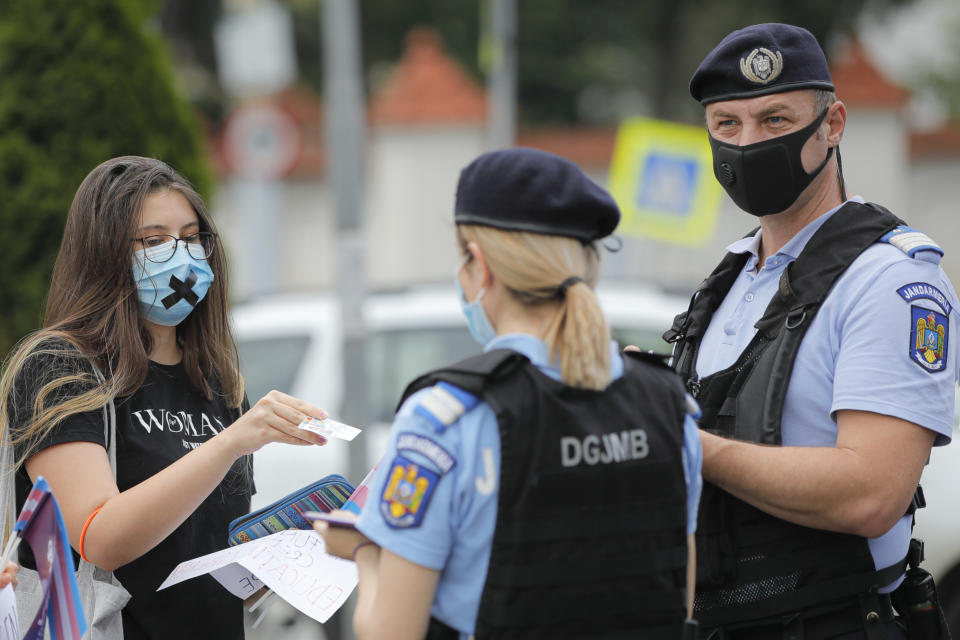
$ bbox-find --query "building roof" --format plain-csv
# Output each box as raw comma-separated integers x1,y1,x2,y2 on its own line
828,40,960,158
910,121,960,159
368,28,487,126
213,29,960,177
829,40,910,108
517,128,617,169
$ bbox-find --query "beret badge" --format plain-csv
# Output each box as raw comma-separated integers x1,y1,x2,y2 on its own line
739,47,783,85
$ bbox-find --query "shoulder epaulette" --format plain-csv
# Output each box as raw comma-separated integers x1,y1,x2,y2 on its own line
880,226,944,259
413,381,480,433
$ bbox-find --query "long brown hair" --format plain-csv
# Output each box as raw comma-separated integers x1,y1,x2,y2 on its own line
1,156,242,466
458,224,611,390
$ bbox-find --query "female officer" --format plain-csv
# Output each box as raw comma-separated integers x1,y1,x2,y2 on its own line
0,156,327,638
318,148,702,639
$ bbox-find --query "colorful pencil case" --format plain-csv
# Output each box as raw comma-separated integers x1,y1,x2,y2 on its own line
227,473,355,546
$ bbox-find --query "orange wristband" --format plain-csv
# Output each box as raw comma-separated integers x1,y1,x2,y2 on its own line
79,505,104,563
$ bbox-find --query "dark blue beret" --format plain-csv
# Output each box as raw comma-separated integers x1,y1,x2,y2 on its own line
454,147,620,243
690,23,834,105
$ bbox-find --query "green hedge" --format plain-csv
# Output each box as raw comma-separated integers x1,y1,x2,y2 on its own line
0,0,212,357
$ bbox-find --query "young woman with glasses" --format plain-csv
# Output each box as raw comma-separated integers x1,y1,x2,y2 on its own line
0,156,327,638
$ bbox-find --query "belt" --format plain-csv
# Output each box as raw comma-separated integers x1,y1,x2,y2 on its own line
701,595,898,640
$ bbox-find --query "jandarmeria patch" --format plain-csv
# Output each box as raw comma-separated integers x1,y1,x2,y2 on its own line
380,454,440,529
910,306,949,373
897,282,952,315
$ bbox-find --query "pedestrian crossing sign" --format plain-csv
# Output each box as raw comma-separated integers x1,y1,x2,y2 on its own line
608,117,722,246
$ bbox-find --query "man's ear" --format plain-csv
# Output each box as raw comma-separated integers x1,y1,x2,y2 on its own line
825,100,847,147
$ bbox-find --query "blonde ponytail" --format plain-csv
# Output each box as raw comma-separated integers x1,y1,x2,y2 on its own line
458,225,611,390
541,280,611,390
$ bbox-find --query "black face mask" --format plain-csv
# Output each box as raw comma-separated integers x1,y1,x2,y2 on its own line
709,108,834,217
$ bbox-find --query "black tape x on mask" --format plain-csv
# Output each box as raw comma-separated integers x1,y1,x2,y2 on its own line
709,108,833,217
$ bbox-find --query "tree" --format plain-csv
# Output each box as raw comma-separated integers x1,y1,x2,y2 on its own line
0,0,213,356
510,0,915,125
157,0,919,126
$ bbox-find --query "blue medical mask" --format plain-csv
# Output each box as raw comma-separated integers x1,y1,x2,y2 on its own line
132,240,215,326
456,258,497,346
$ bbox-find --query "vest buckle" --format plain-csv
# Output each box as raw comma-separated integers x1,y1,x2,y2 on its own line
785,307,807,330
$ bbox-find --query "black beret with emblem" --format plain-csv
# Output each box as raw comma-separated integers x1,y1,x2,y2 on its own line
690,23,834,105
454,147,620,243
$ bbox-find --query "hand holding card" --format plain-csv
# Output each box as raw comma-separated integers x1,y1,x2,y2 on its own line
297,416,362,441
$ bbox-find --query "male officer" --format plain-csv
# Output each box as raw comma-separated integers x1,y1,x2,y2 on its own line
666,23,958,639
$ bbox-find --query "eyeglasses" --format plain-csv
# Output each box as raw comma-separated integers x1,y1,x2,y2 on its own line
130,232,218,263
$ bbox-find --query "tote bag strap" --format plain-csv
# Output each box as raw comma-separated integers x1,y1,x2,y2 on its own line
0,419,15,548
84,365,122,589
90,365,117,481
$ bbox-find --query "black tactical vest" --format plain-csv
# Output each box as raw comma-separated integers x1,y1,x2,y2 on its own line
664,201,910,628
401,348,690,639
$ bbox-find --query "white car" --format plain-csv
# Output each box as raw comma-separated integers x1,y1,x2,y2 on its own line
230,283,686,509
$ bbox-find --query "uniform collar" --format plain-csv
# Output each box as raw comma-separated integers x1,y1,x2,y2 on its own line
484,333,623,381
485,333,553,365
724,196,865,269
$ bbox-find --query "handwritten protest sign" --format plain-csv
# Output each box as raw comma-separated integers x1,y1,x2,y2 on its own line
159,529,357,623
211,564,264,599
0,585,17,640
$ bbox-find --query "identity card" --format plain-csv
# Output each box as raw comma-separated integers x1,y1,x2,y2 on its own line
297,416,362,442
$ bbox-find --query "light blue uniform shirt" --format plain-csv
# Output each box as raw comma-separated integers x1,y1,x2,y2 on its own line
358,333,703,636
696,197,958,592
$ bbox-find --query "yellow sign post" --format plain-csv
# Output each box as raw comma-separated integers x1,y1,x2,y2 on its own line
608,117,722,247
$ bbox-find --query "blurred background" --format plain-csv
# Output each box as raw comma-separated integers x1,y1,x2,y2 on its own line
1,0,959,637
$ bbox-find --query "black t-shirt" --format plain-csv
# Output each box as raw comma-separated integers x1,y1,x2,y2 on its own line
10,348,251,640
